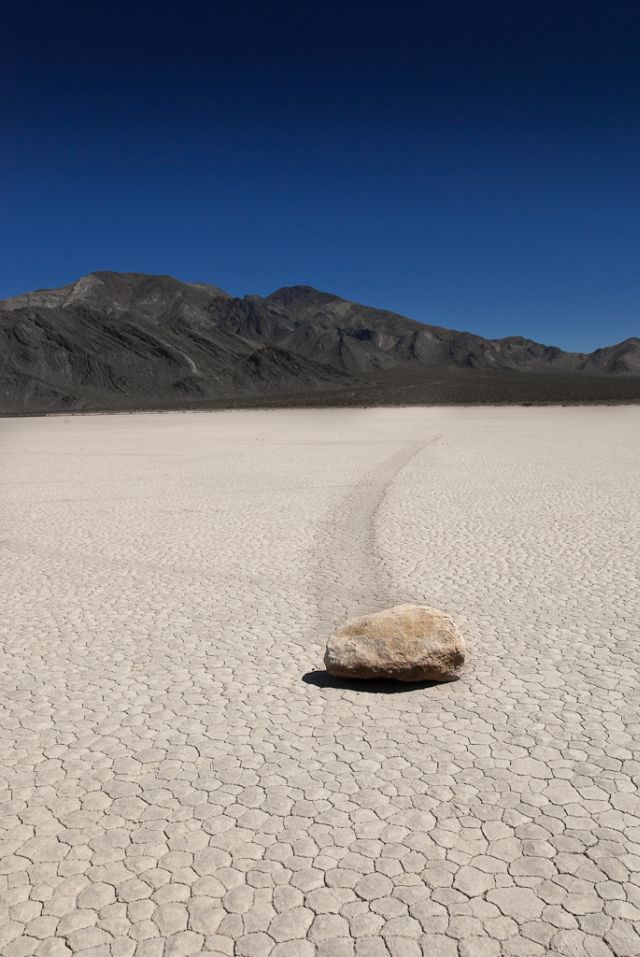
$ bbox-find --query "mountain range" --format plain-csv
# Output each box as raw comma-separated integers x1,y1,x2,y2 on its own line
1,271,639,413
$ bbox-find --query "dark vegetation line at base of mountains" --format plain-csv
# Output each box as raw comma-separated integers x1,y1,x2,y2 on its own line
1,271,639,414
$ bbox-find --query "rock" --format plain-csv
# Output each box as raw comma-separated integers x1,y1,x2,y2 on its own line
324,604,464,683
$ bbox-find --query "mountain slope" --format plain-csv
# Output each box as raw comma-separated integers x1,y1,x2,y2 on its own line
220,285,593,374
1,271,638,413
578,337,640,375
0,274,353,413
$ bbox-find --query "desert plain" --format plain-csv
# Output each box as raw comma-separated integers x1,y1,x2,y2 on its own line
1,405,639,957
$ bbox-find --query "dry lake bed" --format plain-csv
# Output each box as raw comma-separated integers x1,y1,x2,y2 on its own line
1,405,639,957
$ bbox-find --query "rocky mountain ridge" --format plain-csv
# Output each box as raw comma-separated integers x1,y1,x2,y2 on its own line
1,271,638,413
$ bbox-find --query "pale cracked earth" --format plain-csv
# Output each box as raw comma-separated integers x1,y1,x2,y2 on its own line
1,405,639,957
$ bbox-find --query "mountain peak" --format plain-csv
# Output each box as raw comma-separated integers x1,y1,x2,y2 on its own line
0,271,232,311
266,285,339,307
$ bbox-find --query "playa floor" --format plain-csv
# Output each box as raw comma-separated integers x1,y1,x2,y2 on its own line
1,406,639,957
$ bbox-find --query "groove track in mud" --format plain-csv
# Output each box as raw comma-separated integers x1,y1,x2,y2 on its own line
312,433,442,636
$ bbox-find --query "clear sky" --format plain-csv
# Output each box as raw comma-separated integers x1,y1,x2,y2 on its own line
1,0,638,351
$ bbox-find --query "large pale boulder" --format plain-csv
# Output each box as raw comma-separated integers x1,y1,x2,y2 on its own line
324,604,464,683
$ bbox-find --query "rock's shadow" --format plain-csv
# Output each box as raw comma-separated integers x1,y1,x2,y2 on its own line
302,670,444,694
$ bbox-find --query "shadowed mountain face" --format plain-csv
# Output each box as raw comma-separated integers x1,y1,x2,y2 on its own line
1,272,639,413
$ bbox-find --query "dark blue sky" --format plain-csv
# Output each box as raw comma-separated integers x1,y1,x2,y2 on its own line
2,1,638,350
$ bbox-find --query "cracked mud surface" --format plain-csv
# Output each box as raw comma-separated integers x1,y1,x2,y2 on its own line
1,405,639,957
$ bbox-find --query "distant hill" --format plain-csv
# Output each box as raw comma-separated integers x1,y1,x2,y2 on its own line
1,271,639,413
